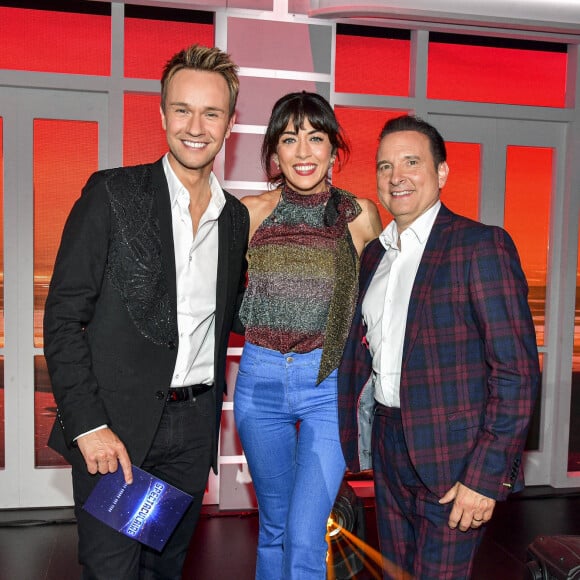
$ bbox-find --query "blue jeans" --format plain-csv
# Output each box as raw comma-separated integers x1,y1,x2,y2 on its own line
234,342,346,580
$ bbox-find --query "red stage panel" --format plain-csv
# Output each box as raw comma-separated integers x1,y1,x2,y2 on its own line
124,93,168,167
0,117,4,349
33,118,98,467
125,10,213,80
0,5,110,75
428,36,567,107
336,27,410,96
442,142,480,222
504,146,552,346
33,119,99,347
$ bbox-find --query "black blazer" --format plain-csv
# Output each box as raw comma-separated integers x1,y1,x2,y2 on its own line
44,159,249,473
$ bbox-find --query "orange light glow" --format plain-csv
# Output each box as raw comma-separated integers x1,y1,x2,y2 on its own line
326,521,413,580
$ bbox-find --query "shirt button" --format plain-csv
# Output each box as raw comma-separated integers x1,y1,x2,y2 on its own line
286,356,293,363
155,391,165,400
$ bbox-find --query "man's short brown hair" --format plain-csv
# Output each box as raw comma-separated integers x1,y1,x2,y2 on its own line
160,44,239,117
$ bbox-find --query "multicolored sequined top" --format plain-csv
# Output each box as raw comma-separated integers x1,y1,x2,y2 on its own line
239,184,361,383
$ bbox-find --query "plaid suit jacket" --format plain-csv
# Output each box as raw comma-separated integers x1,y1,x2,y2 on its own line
338,203,540,501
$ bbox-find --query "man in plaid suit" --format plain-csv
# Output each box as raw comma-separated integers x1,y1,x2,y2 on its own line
338,115,539,579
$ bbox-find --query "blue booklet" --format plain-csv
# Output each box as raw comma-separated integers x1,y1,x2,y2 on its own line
83,465,193,552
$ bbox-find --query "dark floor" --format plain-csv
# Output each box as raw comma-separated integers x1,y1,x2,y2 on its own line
0,485,579,580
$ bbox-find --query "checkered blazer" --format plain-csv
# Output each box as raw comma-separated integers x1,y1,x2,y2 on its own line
338,204,540,501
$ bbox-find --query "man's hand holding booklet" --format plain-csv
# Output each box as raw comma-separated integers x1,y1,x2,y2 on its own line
83,465,193,551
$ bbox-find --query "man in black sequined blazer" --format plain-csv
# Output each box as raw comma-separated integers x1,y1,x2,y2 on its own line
44,45,248,579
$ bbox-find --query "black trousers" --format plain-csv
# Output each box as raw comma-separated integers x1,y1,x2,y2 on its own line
72,390,214,580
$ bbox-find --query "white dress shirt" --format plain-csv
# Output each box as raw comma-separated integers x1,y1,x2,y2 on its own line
75,158,225,439
163,154,224,388
362,201,441,407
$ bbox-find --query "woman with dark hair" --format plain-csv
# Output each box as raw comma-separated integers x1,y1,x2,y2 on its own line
234,91,382,580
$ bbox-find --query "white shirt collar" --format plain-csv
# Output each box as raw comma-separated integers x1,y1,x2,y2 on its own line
162,154,226,215
379,200,441,250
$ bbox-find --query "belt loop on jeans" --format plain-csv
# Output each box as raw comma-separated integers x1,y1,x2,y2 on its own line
166,384,213,403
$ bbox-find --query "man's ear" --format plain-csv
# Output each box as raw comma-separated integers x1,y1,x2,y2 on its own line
438,161,450,189
225,113,236,139
160,105,167,131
